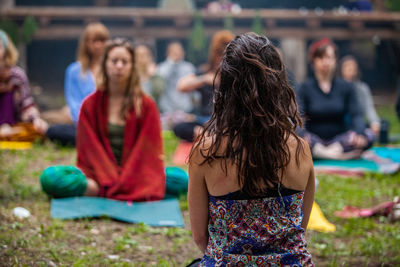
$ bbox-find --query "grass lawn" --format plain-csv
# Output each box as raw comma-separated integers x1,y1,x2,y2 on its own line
1,105,400,266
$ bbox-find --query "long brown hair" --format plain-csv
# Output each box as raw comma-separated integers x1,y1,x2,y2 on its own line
190,33,303,196
97,38,143,118
77,22,110,73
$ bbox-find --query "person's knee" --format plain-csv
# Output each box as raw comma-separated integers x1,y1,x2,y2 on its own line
165,167,188,197
46,124,76,146
40,166,58,196
173,123,195,142
40,165,88,198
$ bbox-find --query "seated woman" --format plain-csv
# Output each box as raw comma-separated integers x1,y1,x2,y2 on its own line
135,44,165,106
41,39,187,201
340,55,382,138
173,30,234,142
188,33,314,266
296,38,374,160
46,22,110,146
0,30,48,141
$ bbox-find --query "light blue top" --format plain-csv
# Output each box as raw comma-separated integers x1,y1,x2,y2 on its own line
157,59,195,113
65,61,96,124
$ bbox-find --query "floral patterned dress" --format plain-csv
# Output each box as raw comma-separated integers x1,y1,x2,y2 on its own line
200,190,313,266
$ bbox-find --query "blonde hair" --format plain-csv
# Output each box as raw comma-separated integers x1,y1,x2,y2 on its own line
0,30,19,67
77,22,110,72
135,44,154,80
98,38,143,118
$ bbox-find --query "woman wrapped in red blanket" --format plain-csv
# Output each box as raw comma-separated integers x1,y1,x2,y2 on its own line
40,39,187,201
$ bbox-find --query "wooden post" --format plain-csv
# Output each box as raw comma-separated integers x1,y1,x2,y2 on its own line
372,0,386,12
17,43,27,71
280,38,307,83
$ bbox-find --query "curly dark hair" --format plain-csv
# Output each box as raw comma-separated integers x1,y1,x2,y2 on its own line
190,32,304,196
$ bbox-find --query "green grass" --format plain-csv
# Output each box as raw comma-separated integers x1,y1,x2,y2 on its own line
1,107,400,265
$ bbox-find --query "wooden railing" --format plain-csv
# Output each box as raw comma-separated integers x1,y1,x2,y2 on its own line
1,7,400,40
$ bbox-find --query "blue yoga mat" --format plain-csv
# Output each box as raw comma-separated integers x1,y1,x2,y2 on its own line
51,197,184,227
313,147,400,174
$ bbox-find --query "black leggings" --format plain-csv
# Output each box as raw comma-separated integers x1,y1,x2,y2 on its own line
173,122,202,142
46,124,76,146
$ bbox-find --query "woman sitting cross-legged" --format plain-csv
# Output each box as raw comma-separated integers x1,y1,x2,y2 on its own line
296,38,374,160
0,29,48,141
188,33,315,266
41,39,187,201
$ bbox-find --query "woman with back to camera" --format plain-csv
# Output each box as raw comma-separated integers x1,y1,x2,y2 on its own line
188,33,315,266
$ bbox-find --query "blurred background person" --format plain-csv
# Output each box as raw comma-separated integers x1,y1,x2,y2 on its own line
135,44,165,106
173,30,234,142
340,55,382,139
46,22,110,146
0,29,48,141
296,38,374,160
158,41,196,129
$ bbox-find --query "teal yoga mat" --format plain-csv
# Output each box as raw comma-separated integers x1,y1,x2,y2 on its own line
51,197,184,227
314,159,379,171
313,147,400,174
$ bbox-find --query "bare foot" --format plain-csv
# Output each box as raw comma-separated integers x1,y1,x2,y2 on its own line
312,142,362,160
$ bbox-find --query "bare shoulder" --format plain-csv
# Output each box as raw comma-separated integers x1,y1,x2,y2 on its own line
287,135,312,164
190,135,214,163
282,135,313,190
189,136,208,167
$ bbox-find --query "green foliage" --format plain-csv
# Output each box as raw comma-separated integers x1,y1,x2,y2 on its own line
0,16,38,46
0,18,19,45
385,0,400,11
22,15,38,44
163,130,180,165
187,11,208,66
223,15,234,32
251,10,263,35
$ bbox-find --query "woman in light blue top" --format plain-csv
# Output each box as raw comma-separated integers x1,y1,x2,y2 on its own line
46,22,110,145
65,62,96,124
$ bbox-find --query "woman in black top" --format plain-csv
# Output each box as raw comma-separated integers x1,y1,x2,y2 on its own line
296,38,374,160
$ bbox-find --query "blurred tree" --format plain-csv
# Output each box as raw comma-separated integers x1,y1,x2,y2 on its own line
0,19,19,45
251,10,263,35
187,11,208,66
22,15,38,43
0,15,38,46
385,0,400,11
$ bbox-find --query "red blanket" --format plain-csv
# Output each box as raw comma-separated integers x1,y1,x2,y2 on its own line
77,90,165,201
